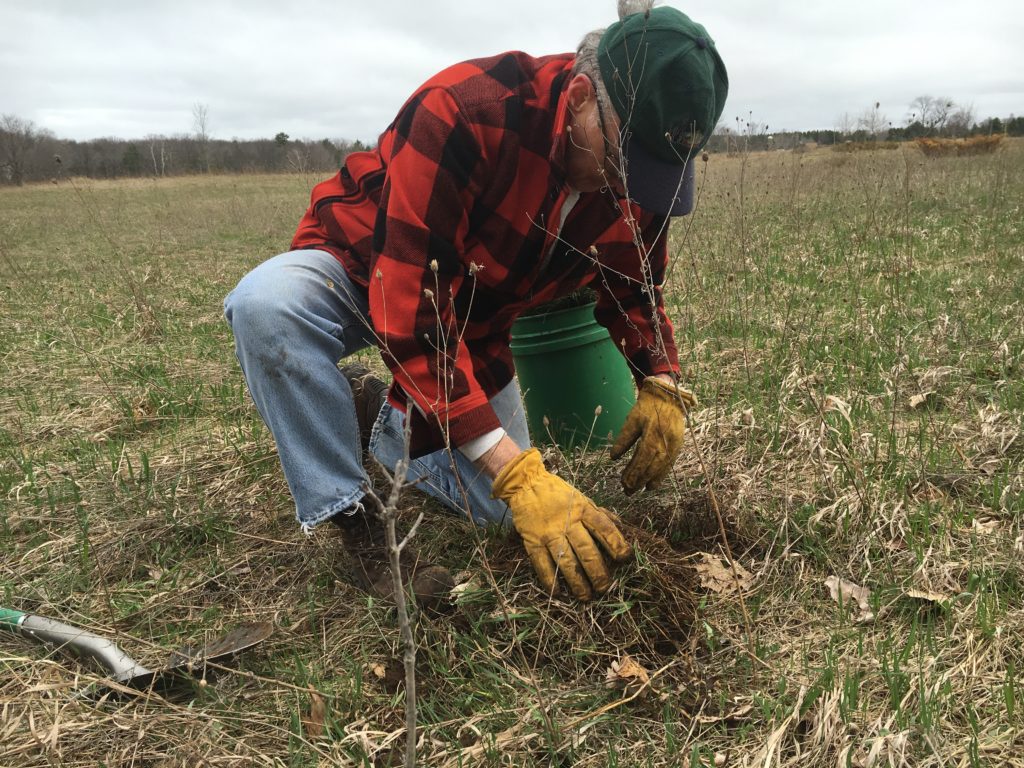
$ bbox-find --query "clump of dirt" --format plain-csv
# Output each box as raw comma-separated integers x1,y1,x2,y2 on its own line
470,521,699,661
624,486,761,559
617,521,699,657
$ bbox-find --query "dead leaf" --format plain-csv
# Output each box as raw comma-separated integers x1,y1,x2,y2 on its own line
972,518,1000,535
450,575,484,602
909,391,936,409
695,553,753,595
824,576,874,623
905,588,951,609
696,703,755,725
301,689,327,740
605,655,651,697
369,659,404,693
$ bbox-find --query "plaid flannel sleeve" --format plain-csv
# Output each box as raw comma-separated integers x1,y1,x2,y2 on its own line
593,213,681,384
368,86,502,452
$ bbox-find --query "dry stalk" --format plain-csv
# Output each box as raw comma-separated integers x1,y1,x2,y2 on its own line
591,118,759,660
366,402,420,768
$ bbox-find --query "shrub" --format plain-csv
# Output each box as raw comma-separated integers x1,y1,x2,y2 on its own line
916,135,1004,157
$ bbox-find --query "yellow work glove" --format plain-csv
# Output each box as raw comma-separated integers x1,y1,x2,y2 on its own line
610,376,697,495
491,448,632,601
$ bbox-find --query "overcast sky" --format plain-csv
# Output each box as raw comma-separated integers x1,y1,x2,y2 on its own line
2,0,1021,142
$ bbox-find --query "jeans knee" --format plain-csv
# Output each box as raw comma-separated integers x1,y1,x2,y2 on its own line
225,280,282,344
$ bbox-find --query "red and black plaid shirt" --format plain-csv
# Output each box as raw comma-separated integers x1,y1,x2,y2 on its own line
293,51,680,456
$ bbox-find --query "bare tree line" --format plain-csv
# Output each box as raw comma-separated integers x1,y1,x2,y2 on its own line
708,95,1022,153
0,110,371,186
3,93,1022,185
834,95,1013,141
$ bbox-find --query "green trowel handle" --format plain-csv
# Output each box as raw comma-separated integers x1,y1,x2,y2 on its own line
0,607,26,630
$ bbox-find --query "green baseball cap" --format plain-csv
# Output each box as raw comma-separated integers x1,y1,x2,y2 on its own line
598,6,728,215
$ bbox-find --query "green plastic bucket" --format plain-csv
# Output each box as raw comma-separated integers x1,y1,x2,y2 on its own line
510,301,636,451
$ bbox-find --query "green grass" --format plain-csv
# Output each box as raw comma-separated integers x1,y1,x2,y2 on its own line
1,142,1022,766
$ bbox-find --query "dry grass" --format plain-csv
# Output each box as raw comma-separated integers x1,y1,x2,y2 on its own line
2,139,1023,765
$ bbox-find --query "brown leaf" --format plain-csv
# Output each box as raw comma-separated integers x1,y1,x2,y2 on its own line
696,703,754,725
301,690,327,740
450,575,484,603
605,655,651,698
905,588,951,611
824,576,874,623
971,518,1000,535
369,658,405,693
695,553,753,595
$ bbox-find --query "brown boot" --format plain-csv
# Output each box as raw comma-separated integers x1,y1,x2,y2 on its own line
340,363,388,450
332,508,454,612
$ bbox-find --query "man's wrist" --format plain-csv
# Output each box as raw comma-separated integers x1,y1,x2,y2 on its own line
474,434,524,480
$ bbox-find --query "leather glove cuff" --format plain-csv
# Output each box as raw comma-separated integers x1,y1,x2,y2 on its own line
491,447,544,501
643,376,698,411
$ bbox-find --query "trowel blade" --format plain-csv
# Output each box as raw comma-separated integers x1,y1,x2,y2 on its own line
163,621,274,670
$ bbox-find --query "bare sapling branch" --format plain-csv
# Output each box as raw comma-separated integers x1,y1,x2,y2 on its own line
366,400,421,768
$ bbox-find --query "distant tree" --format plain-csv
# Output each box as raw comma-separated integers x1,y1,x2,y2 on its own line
945,104,975,137
146,134,167,177
976,116,1004,135
192,103,210,139
274,132,290,147
0,114,42,185
192,102,211,172
907,95,955,135
122,143,143,175
902,120,928,139
1007,115,1024,137
857,102,889,139
835,112,855,140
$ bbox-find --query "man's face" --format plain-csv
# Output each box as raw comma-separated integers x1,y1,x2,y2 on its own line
564,75,626,196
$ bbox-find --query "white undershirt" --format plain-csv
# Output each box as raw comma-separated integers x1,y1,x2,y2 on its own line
540,189,581,270
458,427,507,461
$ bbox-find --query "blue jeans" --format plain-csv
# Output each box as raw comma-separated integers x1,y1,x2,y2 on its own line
223,250,528,529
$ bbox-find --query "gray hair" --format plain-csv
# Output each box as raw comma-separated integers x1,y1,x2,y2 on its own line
571,1,655,124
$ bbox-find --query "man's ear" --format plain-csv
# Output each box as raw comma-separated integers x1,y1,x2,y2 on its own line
565,74,596,114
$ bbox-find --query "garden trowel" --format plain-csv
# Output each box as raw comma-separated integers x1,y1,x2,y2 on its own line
1,606,272,700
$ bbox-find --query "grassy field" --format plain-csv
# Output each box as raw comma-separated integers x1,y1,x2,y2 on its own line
1,138,1022,766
